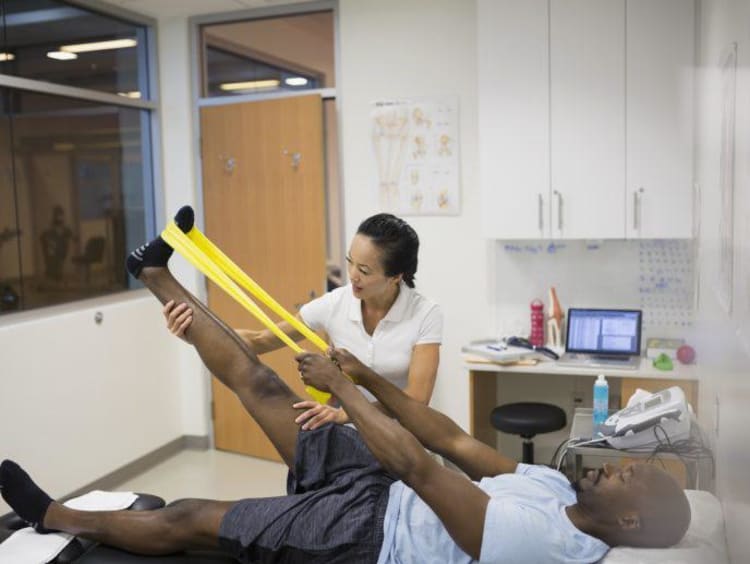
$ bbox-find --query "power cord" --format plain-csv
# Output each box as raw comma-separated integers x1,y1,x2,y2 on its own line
551,423,714,485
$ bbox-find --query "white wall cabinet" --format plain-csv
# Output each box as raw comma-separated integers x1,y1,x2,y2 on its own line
479,0,694,240
549,0,625,239
479,0,550,239
626,0,694,238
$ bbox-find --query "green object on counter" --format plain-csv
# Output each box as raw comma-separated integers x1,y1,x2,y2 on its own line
653,353,674,371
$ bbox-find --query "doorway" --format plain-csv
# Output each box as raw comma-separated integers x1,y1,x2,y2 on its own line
196,6,341,461
201,95,326,460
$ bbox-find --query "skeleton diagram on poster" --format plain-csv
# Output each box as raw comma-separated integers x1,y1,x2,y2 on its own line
716,43,737,314
371,97,459,215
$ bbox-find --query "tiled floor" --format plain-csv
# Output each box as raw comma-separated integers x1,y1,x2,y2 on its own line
114,449,288,503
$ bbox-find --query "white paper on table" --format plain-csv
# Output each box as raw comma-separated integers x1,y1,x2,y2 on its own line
0,490,137,563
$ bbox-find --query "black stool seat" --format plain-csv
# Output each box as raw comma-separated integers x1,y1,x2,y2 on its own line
491,402,567,438
490,402,567,464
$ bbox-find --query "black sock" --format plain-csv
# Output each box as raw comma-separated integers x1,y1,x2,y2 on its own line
126,205,195,279
0,460,55,533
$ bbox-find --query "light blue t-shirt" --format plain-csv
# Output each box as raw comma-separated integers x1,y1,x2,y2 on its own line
376,464,609,564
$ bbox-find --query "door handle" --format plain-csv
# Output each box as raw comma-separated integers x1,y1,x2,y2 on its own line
282,148,301,170
553,190,563,230
218,154,236,173
633,187,644,230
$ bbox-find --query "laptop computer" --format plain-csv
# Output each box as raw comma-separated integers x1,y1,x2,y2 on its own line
557,308,643,370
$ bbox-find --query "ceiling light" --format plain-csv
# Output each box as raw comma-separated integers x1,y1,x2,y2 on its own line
0,53,15,62
285,77,308,87
117,91,141,99
220,79,280,91
47,51,78,61
60,38,137,54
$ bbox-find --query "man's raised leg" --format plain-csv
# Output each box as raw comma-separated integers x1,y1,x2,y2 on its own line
126,206,303,467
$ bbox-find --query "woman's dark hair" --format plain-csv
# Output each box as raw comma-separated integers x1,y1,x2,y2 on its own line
357,213,419,288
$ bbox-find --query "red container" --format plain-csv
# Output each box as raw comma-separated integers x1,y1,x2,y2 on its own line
529,299,545,347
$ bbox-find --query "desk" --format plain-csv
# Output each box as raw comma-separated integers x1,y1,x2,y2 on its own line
467,357,699,450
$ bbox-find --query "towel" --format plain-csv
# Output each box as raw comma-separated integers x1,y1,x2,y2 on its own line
0,490,138,564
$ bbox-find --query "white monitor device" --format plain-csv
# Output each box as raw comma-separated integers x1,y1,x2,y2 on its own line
600,386,691,449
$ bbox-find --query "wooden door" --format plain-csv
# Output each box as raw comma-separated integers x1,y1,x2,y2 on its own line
200,95,326,461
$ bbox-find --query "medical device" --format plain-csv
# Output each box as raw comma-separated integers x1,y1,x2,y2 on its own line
599,386,691,450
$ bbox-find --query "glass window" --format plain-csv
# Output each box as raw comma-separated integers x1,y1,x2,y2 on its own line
0,0,156,315
0,89,152,311
204,45,320,97
0,92,21,313
1,0,149,98
202,11,334,97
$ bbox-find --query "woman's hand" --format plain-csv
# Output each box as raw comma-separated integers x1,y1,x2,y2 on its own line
328,347,366,381
293,401,348,430
163,300,193,343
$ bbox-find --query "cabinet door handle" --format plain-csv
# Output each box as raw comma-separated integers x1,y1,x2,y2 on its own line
553,190,563,230
538,193,544,231
633,187,644,230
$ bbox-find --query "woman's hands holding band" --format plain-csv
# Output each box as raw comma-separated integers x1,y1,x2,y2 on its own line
293,401,348,430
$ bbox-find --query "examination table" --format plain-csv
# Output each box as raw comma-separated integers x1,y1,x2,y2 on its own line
1,490,727,563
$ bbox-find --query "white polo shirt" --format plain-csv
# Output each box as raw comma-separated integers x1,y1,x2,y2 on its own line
299,282,442,400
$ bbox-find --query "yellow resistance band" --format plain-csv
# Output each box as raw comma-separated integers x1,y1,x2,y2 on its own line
185,227,330,352
161,221,331,404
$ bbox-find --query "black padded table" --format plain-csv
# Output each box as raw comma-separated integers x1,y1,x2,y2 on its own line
0,495,236,563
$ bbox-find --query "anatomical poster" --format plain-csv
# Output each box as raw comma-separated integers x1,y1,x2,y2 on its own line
371,97,459,215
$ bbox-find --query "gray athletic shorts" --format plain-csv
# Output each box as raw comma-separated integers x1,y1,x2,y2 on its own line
218,424,395,563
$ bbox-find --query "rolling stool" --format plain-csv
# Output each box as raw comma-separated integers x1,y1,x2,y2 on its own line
490,402,567,464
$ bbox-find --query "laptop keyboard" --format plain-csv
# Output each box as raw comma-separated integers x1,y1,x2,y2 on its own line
558,354,640,370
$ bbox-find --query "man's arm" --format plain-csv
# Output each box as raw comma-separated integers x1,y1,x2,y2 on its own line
330,347,518,480
296,353,489,560
294,344,438,430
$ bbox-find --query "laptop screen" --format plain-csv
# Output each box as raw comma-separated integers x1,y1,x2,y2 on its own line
565,308,642,356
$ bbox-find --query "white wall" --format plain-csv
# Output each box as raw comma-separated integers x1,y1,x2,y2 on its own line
337,0,491,427
0,16,210,517
694,0,750,560
0,295,183,515
157,17,211,438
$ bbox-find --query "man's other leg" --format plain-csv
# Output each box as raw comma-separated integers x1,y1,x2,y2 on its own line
46,498,233,555
1,459,229,555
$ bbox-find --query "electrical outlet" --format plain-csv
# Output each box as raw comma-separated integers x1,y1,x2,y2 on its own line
570,390,585,410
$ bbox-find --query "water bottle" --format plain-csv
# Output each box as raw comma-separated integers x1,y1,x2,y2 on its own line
592,374,609,437
529,299,545,347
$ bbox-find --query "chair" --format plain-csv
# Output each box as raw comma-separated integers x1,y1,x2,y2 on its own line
72,236,106,285
490,402,567,464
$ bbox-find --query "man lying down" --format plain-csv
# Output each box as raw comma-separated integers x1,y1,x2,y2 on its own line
0,207,690,563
